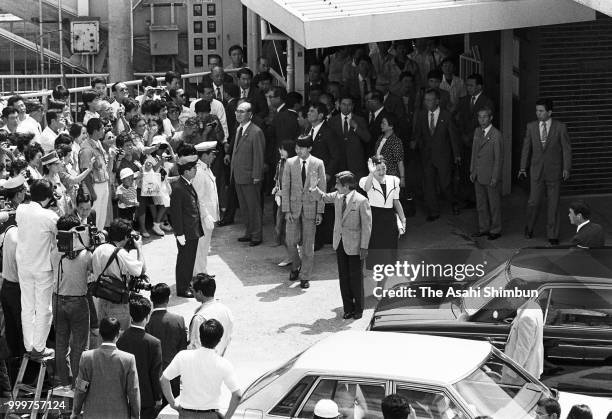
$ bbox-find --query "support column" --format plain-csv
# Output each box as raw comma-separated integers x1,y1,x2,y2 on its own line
500,29,513,196
108,0,133,82
246,9,261,70
77,0,89,16
293,42,305,96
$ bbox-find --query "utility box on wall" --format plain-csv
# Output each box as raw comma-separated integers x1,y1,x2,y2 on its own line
187,0,243,74
70,20,100,54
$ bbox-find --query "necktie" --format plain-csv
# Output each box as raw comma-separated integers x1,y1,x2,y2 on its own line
429,112,435,135
369,112,374,124
470,96,477,108
216,87,222,100
310,128,315,139
301,160,307,186
236,126,243,149
241,89,247,99
343,116,349,136
541,122,548,147
342,195,348,214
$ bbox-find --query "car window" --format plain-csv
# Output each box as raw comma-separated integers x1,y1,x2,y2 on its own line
269,376,317,417
545,287,612,328
242,353,303,402
395,387,466,419
297,379,386,419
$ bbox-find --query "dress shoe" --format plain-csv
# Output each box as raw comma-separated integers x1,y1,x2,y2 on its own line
300,280,310,289
29,347,55,360
524,227,533,239
278,259,292,267
471,231,489,238
216,219,233,227
249,240,262,247
342,312,354,320
488,233,502,241
178,291,194,298
426,215,440,222
238,236,252,242
452,205,461,215
353,312,363,320
289,269,300,281
549,238,559,246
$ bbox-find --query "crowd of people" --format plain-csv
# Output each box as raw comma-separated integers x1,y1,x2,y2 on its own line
0,38,606,418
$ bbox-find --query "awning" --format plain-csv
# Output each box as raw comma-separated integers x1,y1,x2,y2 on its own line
573,0,612,16
241,0,596,49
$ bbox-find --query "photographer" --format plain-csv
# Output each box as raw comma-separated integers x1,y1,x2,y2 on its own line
0,175,27,361
51,214,95,394
16,179,59,359
91,218,146,330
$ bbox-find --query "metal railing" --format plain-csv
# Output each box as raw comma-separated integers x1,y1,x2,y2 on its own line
0,68,244,122
459,54,483,80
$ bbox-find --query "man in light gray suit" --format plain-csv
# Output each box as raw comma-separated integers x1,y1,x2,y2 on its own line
310,171,372,319
519,98,571,245
470,106,503,240
281,135,327,289
230,101,266,246
72,317,140,419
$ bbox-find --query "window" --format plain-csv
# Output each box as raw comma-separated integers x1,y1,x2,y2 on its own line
194,38,203,51
194,55,203,68
545,287,612,328
395,387,466,419
297,379,385,419
208,38,217,50
269,376,317,416
207,21,217,33
207,4,216,16
194,21,202,33
242,353,302,402
193,4,202,17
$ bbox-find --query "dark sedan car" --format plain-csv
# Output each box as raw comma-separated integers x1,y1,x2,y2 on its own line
369,247,612,396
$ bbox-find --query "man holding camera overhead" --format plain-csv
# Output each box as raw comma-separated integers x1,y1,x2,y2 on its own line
92,218,146,331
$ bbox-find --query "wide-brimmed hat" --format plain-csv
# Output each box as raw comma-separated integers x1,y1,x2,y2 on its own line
41,150,60,166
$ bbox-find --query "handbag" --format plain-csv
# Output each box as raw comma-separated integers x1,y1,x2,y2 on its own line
88,248,130,304
141,171,162,197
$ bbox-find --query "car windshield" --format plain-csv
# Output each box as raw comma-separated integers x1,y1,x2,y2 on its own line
241,352,302,402
462,262,510,315
453,350,549,419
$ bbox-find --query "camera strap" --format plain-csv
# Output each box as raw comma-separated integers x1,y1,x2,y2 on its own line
99,247,123,281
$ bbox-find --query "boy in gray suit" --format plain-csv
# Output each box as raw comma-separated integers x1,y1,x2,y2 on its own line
72,317,140,419
281,135,327,289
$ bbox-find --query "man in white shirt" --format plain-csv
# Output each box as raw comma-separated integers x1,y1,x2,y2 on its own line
92,218,146,330
187,274,233,356
161,319,242,417
439,58,466,112
110,82,131,134
40,110,65,153
192,142,220,275
16,100,43,143
15,179,59,358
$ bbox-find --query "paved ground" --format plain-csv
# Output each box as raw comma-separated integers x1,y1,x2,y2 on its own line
142,188,611,417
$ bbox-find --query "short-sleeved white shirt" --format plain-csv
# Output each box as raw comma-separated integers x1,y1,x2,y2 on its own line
15,202,59,273
163,347,240,410
92,243,143,279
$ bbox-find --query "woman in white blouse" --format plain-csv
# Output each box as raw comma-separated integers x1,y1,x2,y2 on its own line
359,156,406,270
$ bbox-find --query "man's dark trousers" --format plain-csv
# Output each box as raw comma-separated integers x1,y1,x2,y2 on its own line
176,238,198,294
336,240,364,315
235,182,263,241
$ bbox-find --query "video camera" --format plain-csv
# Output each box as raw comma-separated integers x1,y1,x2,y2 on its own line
127,273,153,294
57,225,107,253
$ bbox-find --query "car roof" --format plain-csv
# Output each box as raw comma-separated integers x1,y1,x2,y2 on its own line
293,331,491,384
510,247,612,284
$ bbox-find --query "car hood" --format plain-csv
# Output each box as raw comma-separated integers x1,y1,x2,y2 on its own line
558,391,612,418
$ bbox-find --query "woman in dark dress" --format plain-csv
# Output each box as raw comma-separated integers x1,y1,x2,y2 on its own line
359,156,406,270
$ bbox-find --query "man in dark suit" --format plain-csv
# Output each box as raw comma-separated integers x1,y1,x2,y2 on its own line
519,98,572,245
236,68,268,121
201,54,234,87
307,103,343,249
470,107,503,240
365,90,391,157
170,154,204,297
210,66,239,106
267,87,300,170
455,73,495,208
414,88,461,221
74,192,97,226
145,283,187,402
231,101,266,246
72,317,140,418
117,296,163,419
329,96,371,179
568,200,605,248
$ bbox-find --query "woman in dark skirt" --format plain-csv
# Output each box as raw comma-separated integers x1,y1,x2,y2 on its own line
359,156,406,270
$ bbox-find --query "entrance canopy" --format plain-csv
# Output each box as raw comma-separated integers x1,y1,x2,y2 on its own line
241,0,596,48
